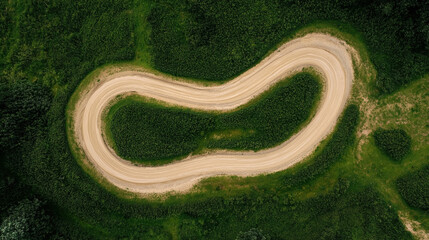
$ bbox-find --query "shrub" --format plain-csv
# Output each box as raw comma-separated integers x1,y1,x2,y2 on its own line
373,128,411,161
396,165,429,211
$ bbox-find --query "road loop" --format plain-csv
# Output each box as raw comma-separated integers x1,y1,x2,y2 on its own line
72,33,355,193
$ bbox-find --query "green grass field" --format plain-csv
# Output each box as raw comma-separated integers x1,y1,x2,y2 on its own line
0,0,428,239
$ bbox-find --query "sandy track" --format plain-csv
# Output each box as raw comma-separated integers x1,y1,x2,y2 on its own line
72,34,355,193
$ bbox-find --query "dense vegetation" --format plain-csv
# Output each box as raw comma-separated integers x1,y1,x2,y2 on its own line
0,0,136,238
208,181,411,240
147,0,429,93
0,0,427,238
396,165,429,211
108,73,320,164
374,128,411,161
0,199,51,240
108,98,215,163
0,0,134,87
0,81,51,150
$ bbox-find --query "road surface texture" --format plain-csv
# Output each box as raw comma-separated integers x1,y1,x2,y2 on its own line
71,34,355,193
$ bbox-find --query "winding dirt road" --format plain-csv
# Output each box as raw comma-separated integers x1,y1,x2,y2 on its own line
71,34,355,193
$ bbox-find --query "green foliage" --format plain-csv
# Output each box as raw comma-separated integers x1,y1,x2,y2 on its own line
283,105,359,187
178,218,204,239
0,81,51,150
0,0,12,74
0,199,51,240
147,0,282,81
396,165,429,211
236,228,270,240
108,73,320,164
182,180,411,240
1,0,134,86
80,9,135,66
147,0,428,93
374,128,411,161
110,101,214,162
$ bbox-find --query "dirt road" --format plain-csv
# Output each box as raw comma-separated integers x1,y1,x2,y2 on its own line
71,33,355,193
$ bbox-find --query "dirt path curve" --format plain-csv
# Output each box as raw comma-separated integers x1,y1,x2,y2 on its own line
72,33,355,193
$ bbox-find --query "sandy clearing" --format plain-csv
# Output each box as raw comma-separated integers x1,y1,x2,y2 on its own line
71,33,355,193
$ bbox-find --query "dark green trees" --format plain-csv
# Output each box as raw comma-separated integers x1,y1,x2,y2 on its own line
373,128,411,161
396,165,429,211
0,199,51,240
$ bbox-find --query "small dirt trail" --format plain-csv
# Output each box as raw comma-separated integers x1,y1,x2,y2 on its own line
71,33,355,193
